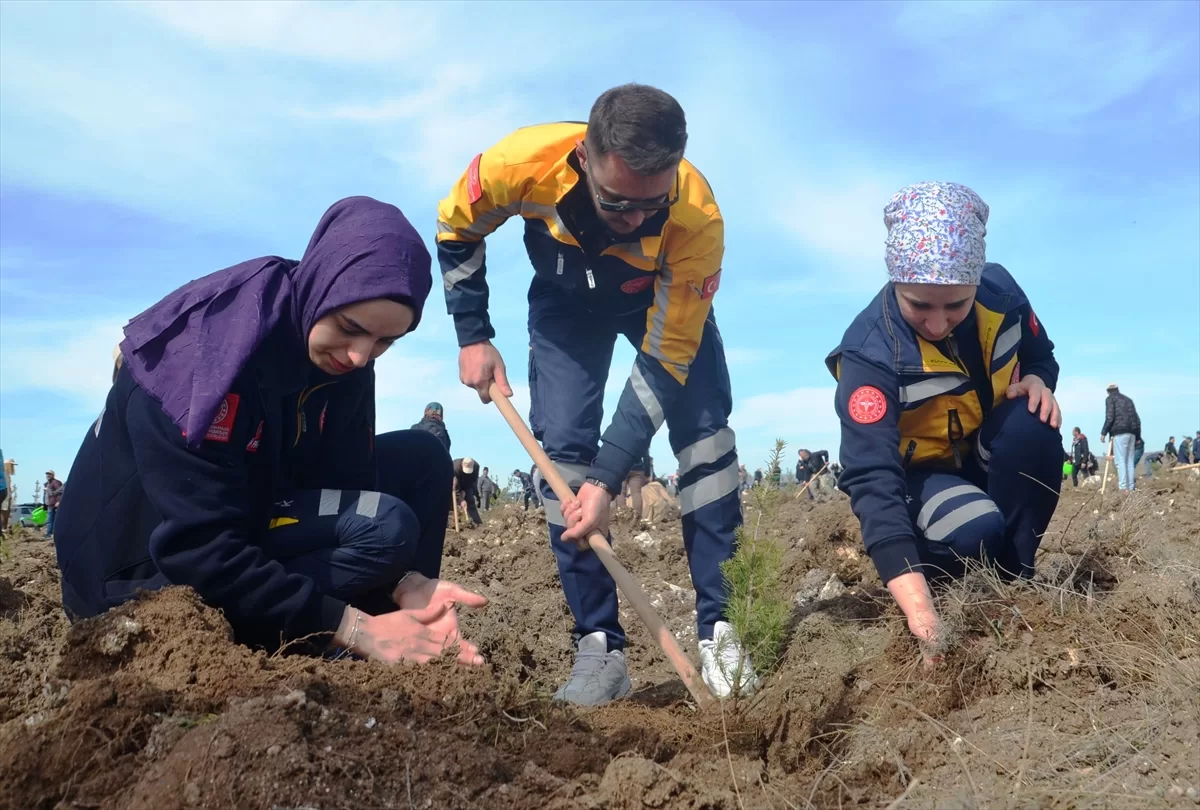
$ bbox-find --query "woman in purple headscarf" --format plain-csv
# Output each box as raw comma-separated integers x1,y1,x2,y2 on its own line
826,182,1064,665
55,197,487,666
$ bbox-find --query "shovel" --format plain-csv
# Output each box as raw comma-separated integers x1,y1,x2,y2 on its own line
489,384,714,709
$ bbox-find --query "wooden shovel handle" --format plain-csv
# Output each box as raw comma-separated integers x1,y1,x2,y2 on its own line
488,384,713,708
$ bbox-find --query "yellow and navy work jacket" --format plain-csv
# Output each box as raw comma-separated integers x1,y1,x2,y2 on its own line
436,122,724,488
824,263,1058,583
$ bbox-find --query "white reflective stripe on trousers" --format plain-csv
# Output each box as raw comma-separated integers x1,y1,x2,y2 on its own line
678,459,741,516
675,427,736,477
923,499,1001,542
318,489,341,516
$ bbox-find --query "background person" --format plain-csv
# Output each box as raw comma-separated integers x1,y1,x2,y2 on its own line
411,402,451,452
1099,384,1141,491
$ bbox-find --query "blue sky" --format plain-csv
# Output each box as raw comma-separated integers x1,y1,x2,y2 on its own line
1,0,1198,498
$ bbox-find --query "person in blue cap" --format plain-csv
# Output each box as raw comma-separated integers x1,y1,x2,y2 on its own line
411,402,451,452
54,197,487,666
827,182,1063,664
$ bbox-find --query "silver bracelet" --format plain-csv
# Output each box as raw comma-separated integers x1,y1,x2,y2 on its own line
347,609,363,650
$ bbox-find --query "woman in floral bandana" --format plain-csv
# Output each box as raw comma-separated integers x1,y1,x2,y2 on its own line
825,182,1064,662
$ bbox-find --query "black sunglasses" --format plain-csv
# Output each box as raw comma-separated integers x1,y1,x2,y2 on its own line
584,147,679,213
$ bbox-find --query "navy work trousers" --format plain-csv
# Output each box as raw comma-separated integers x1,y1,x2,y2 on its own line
528,288,742,650
905,398,1063,581
265,429,452,615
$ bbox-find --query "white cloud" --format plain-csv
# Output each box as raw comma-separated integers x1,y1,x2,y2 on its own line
773,179,892,268
129,1,440,65
723,347,771,367
893,1,1192,131
0,317,125,407
732,386,837,433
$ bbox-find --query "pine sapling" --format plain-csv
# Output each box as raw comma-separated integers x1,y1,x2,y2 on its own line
719,439,791,696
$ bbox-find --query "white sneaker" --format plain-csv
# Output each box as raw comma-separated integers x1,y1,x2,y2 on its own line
553,631,633,706
699,620,759,698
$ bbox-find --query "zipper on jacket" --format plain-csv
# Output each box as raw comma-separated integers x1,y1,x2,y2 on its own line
902,440,918,469
947,409,964,468
942,336,967,374
295,383,336,447
556,250,564,276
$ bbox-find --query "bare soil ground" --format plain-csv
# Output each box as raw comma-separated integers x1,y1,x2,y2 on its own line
2,474,1198,810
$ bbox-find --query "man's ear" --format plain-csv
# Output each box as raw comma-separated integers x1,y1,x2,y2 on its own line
575,140,588,172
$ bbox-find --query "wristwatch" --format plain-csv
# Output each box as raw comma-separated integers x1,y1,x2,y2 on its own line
584,477,611,493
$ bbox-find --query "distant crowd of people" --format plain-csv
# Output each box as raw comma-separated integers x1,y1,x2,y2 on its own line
1063,385,1198,490
0,451,64,537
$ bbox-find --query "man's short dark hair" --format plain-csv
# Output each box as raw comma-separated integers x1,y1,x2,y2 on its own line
586,84,687,175
1072,426,1080,433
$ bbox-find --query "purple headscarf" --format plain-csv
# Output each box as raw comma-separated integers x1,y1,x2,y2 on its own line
120,196,432,448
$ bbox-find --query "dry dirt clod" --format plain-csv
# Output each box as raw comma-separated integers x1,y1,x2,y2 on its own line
794,567,832,605
100,616,143,655
1186,786,1200,804
818,574,846,601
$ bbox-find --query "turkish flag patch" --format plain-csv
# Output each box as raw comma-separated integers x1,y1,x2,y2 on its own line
700,270,722,300
205,394,240,443
466,153,483,204
1029,309,1040,337
848,386,887,424
621,275,655,294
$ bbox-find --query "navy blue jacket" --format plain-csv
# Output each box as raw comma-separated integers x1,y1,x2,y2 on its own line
826,265,1058,584
55,328,375,649
410,416,451,451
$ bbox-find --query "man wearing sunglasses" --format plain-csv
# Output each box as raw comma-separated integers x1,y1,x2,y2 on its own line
437,83,754,705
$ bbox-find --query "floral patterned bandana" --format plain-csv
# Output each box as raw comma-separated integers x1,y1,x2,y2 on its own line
884,181,989,285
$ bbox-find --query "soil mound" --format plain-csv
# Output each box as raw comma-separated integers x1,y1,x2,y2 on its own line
1,479,1197,809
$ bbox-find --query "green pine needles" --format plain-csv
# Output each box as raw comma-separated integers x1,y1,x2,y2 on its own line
720,439,791,691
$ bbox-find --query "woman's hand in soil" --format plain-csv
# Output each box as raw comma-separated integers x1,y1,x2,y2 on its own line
561,483,612,550
887,572,943,669
390,573,488,665
338,604,485,667
1006,374,1061,429
392,572,488,613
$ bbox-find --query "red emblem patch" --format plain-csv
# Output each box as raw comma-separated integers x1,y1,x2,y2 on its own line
1029,310,1040,337
700,270,721,300
246,420,263,453
466,153,483,205
621,275,655,294
205,394,240,443
848,386,887,425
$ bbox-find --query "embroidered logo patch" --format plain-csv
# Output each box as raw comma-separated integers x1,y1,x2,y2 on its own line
700,270,722,300
1029,310,1040,337
246,420,263,453
848,386,887,424
205,394,240,443
621,275,655,294
466,153,483,204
